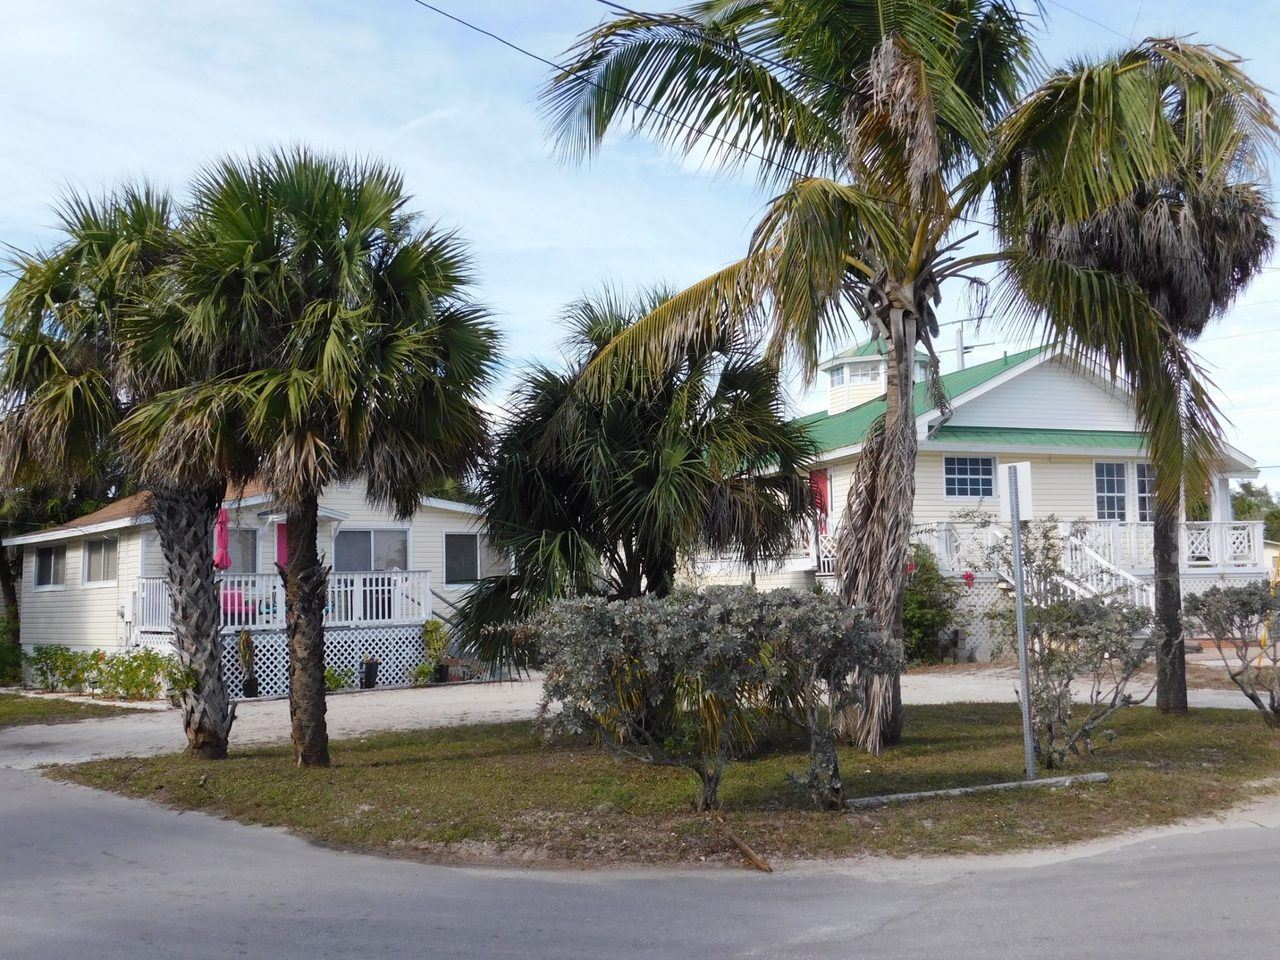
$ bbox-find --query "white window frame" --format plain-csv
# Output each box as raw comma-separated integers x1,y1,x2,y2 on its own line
943,455,998,501
442,530,481,588
847,361,881,384
82,536,119,588
225,527,261,575
330,527,412,572
1094,461,1129,521
829,365,846,387
34,544,68,591
1135,462,1156,524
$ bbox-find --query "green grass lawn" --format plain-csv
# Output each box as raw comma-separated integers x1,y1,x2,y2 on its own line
0,692,140,729
55,703,1280,867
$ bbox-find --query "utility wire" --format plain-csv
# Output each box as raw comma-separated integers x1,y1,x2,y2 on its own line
408,1,1278,275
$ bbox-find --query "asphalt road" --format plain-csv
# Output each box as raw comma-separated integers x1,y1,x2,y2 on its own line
2,764,1275,960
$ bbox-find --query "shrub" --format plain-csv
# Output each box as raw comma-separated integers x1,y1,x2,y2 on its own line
25,644,70,690
1185,581,1280,726
902,545,961,663
535,586,897,811
417,618,451,681
981,518,1153,768
0,615,20,685
324,666,355,692
163,656,197,707
409,662,436,687
97,648,170,701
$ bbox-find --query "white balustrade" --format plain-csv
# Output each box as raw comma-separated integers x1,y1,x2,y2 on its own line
133,570,433,635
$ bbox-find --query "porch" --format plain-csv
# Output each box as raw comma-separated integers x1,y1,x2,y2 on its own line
131,570,434,636
129,571,436,699
808,519,1268,578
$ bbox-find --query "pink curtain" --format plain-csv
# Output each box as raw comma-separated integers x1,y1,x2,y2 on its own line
213,508,232,570
810,470,829,534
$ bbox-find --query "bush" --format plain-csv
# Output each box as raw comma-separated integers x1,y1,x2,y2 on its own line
1185,581,1280,726
0,614,20,685
413,619,451,684
535,586,897,811
324,666,355,692
97,648,171,701
902,545,961,663
25,644,70,690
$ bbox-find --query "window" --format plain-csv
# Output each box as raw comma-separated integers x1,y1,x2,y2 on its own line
83,538,118,584
444,533,479,585
829,365,845,387
1095,462,1128,520
35,545,67,588
333,530,408,572
1135,463,1155,523
226,529,258,574
944,456,995,499
847,362,881,384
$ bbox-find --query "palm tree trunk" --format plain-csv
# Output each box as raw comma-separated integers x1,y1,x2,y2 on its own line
281,493,330,767
1153,496,1187,714
151,483,235,760
0,535,21,682
836,310,918,748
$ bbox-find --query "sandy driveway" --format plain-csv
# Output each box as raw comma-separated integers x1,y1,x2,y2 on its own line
0,667,1250,770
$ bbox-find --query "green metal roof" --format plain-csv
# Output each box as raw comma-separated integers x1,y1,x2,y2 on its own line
824,340,929,364
929,425,1146,449
799,347,1044,453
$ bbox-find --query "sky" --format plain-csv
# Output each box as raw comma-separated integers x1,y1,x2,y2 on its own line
1,0,1278,485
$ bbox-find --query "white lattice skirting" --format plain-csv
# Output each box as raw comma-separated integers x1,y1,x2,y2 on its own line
137,625,426,699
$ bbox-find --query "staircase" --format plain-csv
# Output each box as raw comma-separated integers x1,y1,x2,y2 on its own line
989,522,1155,610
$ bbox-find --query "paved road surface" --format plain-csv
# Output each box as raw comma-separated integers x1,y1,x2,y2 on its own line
2,764,1276,960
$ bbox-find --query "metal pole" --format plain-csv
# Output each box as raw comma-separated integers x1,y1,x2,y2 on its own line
1008,465,1037,781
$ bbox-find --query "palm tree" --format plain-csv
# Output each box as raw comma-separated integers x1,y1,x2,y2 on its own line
543,1,1274,742
1022,120,1274,713
119,149,500,767
0,186,240,759
459,287,816,669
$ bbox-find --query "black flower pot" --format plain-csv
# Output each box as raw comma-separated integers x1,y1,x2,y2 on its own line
435,662,450,684
360,661,379,690
242,676,260,699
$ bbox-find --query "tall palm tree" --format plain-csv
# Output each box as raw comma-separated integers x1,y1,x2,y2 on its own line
1022,118,1274,713
0,186,241,759
119,149,500,767
543,1,1274,742
459,287,816,669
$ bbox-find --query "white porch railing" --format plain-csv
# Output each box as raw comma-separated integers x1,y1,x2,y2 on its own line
811,519,1266,577
133,570,433,634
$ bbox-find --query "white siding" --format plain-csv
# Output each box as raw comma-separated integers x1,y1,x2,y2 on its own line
947,358,1137,431
20,529,141,651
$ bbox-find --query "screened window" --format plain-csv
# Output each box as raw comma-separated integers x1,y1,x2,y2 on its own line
333,530,408,572
226,529,258,574
83,538,118,583
444,533,479,585
847,362,881,383
1095,462,1128,520
35,545,67,588
1135,463,1156,523
829,365,845,387
944,457,995,499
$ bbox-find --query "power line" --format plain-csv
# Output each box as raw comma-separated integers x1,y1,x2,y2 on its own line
1042,0,1134,42
407,1,1278,276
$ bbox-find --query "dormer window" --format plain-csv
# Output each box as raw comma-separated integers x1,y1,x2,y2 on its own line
848,362,880,384
829,366,846,387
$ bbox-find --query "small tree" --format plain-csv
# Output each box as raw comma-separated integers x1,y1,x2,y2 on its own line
536,589,767,811
902,545,961,663
1185,582,1280,727
977,517,1154,768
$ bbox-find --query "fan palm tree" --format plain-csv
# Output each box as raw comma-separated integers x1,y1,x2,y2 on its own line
1022,118,1274,713
118,149,500,767
0,186,242,759
459,286,816,669
543,1,1275,742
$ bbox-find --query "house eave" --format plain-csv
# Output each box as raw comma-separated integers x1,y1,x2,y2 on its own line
4,514,152,547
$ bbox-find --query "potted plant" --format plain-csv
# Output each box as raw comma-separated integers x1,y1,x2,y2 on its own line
421,619,451,683
359,654,380,689
237,630,259,699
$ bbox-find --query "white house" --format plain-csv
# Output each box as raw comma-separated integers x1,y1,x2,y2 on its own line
697,342,1269,657
8,477,504,695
